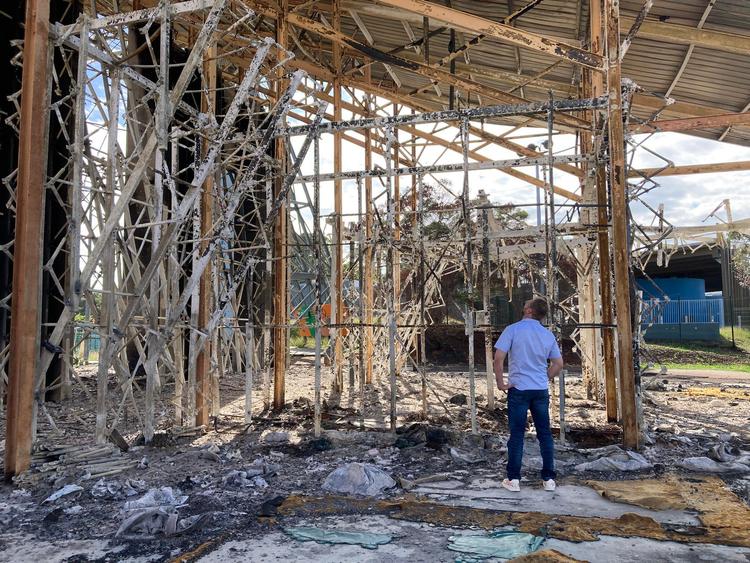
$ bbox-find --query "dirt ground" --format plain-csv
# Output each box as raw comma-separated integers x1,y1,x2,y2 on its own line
0,353,749,561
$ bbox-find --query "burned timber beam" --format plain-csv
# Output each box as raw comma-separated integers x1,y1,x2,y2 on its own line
631,112,750,134
630,160,750,178
372,0,604,70
620,15,750,56
6,0,51,479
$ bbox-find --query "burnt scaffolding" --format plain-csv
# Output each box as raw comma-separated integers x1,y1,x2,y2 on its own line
7,0,749,478
282,94,614,439
2,0,328,475
2,0,637,477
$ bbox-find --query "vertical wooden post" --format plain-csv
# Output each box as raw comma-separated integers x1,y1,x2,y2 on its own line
578,11,602,403
196,44,217,425
357,174,365,424
482,208,494,411
96,66,120,444
461,118,477,434
332,0,344,393
363,68,374,385
145,3,170,444
64,15,88,403
392,104,401,370
591,0,618,422
245,272,255,423
170,133,185,425
5,0,51,479
419,17,429,414
386,125,397,431
417,174,428,416
272,0,289,410
410,115,428,416
313,134,323,436
606,0,639,448
263,178,273,408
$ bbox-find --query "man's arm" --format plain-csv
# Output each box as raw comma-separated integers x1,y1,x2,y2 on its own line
494,349,512,391
547,357,563,381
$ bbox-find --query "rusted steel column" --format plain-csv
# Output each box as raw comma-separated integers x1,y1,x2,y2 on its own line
591,0,618,422
272,0,289,410
331,0,344,393
606,0,640,449
363,68,374,384
6,0,51,479
196,44,218,424
392,104,402,371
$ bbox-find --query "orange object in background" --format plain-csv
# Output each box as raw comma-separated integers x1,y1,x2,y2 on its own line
319,303,347,337
296,317,312,338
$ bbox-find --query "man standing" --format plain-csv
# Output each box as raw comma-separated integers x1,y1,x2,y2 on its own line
493,297,563,492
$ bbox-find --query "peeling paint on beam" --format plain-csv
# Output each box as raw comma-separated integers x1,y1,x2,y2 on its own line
280,96,607,137
620,0,653,59
59,0,218,33
620,15,750,56
630,160,750,177
631,112,750,134
298,153,591,187
372,0,605,70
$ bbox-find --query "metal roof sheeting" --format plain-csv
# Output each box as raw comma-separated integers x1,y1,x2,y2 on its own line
342,0,750,146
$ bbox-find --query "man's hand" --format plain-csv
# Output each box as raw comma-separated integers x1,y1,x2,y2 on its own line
495,374,513,392
547,356,564,381
497,380,513,392
493,349,511,392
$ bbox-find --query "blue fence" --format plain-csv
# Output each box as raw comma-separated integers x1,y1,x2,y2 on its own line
640,298,724,341
641,298,724,326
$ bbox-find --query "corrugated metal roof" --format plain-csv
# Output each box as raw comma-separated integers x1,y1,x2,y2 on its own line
91,0,750,145
334,0,750,146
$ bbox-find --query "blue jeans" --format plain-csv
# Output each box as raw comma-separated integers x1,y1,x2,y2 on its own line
506,388,556,481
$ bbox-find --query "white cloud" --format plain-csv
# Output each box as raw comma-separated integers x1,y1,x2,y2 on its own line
632,133,750,225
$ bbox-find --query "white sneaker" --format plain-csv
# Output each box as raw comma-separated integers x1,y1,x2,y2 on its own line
502,478,521,492
543,479,556,492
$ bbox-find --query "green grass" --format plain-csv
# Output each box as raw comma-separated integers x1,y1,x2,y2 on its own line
644,327,750,373
720,326,750,352
662,362,750,373
73,350,99,365
290,333,330,348
646,327,750,354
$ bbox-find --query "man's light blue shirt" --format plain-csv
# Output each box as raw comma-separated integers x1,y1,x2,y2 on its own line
494,318,561,391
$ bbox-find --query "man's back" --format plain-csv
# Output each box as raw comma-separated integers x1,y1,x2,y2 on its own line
494,318,560,390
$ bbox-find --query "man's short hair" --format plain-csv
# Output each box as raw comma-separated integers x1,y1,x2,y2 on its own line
526,297,549,320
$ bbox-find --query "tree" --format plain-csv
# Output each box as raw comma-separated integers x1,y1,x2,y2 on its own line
394,179,529,238
731,234,750,289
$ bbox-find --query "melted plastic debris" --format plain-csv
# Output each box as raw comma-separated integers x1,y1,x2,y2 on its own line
322,462,396,496
447,531,544,561
43,484,83,504
284,526,393,549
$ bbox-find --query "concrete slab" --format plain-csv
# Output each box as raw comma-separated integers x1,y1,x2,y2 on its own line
412,482,702,526
199,517,460,563
668,369,750,382
0,534,125,563
197,515,750,563
546,534,750,562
